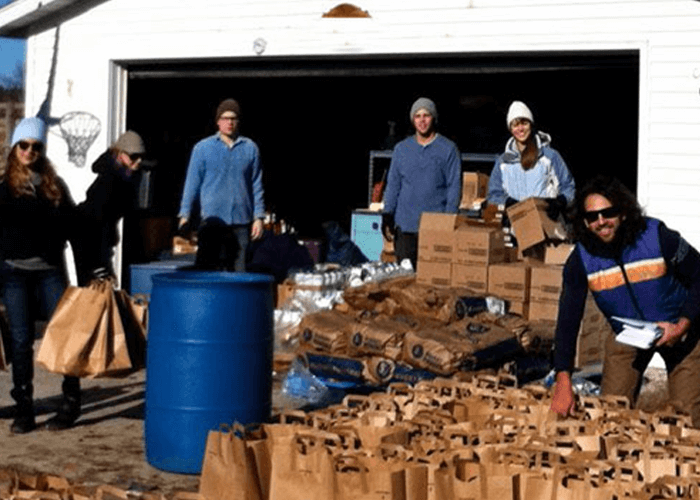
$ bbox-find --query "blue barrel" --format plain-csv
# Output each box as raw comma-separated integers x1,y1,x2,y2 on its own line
144,271,274,474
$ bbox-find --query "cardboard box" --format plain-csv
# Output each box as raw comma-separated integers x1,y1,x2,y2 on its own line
459,172,489,209
416,260,452,287
545,243,575,265
488,262,531,302
454,224,507,265
506,198,568,251
528,299,559,322
529,264,564,303
452,263,488,293
575,294,613,368
508,300,529,319
418,212,466,263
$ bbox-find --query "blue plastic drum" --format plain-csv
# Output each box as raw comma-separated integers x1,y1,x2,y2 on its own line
144,271,274,474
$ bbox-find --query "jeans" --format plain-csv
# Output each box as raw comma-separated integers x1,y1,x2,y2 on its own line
195,217,251,272
395,228,418,271
0,265,66,395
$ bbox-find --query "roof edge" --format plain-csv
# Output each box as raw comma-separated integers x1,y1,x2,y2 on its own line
0,0,84,37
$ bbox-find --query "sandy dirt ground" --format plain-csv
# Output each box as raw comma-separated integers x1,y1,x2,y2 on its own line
0,339,669,498
0,339,299,498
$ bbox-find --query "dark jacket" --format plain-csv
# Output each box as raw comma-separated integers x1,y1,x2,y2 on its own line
75,151,140,281
0,177,75,267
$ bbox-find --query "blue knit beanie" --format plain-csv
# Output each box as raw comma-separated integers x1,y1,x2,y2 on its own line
11,117,48,148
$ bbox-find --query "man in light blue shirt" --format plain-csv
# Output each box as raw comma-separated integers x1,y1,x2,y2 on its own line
178,99,265,271
382,97,461,269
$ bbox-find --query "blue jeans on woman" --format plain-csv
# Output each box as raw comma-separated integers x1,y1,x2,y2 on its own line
0,264,75,401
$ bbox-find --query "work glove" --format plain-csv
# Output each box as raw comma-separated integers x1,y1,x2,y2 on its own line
546,195,568,221
501,197,518,228
381,213,395,241
92,267,112,280
176,219,195,239
504,197,519,209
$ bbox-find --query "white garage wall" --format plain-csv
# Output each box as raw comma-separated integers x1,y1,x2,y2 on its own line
9,0,700,248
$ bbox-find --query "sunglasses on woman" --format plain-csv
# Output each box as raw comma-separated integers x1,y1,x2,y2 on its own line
17,141,43,153
583,206,621,223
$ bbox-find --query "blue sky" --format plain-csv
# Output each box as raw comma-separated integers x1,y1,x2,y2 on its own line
0,0,25,85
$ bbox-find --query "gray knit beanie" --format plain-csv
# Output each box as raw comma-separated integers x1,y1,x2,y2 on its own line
112,131,145,154
409,97,438,124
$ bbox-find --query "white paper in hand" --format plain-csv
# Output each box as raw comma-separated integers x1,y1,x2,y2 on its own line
612,316,663,349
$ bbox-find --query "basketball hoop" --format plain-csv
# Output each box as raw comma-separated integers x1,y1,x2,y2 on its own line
58,111,101,167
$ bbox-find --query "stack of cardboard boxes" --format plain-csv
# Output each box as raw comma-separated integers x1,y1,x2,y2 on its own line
416,192,575,325
415,191,613,368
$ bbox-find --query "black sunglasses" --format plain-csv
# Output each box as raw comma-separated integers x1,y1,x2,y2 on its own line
17,141,43,153
127,153,144,162
583,206,621,223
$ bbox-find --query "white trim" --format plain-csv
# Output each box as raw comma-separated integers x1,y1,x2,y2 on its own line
637,39,651,210
109,61,129,289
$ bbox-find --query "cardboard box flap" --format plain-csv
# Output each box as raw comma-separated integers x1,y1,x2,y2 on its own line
506,198,569,250
419,212,465,231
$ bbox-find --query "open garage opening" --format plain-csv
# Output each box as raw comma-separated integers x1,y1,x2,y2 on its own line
123,50,638,265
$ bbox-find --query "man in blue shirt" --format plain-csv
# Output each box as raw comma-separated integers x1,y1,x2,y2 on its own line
178,99,265,271
382,97,461,269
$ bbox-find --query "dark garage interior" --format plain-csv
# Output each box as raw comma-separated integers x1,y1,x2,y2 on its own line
122,50,639,275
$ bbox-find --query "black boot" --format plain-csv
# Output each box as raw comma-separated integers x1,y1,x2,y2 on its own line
45,377,81,431
10,386,36,434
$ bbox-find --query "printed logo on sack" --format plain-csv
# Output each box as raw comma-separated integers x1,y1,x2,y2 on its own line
412,344,424,359
351,332,363,347
376,360,393,380
302,329,313,342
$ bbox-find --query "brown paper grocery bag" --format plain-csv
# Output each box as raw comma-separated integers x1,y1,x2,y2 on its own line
114,289,147,370
333,453,407,500
199,425,262,500
35,283,109,376
36,281,134,378
434,460,482,500
268,430,336,500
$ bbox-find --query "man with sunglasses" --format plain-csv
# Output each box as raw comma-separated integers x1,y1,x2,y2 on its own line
74,130,147,287
178,98,265,271
550,175,700,427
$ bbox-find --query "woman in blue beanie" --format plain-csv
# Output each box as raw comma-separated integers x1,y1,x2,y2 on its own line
0,117,81,433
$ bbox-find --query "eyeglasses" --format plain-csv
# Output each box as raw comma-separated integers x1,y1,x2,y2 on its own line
17,141,43,153
583,206,621,223
127,153,144,162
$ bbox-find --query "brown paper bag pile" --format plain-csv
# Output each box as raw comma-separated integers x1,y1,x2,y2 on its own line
35,279,147,378
200,374,700,500
0,467,191,499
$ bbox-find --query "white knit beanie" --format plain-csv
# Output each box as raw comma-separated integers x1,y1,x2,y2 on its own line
506,101,534,128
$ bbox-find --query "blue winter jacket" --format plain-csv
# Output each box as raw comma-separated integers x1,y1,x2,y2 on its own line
487,132,575,205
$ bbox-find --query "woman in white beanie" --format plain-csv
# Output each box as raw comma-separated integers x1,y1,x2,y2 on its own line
73,130,146,286
0,117,81,433
487,100,575,219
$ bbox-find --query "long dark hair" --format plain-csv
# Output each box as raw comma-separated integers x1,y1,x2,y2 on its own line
572,175,646,251
0,144,63,206
519,123,538,170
